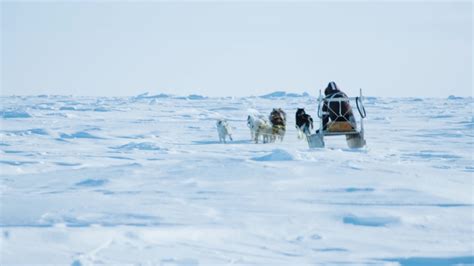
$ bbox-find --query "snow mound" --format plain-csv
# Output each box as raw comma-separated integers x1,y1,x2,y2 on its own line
5,128,50,136
75,178,108,187
59,131,103,139
59,106,111,112
93,107,110,112
112,142,163,151
343,215,399,227
31,104,56,110
59,106,77,111
260,91,309,99
1,110,32,118
252,149,295,161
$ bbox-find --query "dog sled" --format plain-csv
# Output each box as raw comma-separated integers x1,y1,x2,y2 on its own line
307,89,367,149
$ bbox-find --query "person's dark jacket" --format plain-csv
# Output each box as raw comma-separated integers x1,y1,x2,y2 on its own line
322,82,355,130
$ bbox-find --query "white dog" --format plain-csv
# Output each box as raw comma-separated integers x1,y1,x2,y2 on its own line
247,115,257,140
216,120,233,143
248,115,273,143
257,120,274,143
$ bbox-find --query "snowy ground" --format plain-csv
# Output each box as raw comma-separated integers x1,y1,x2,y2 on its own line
1,93,473,265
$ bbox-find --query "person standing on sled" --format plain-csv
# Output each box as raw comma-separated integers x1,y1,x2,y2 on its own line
320,81,357,132
310,81,366,148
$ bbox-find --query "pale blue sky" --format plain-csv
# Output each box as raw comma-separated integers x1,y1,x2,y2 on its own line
1,1,472,97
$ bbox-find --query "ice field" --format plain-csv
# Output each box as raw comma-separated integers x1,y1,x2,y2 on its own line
1,93,473,265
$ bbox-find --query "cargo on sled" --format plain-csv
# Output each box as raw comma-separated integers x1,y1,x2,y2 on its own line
307,88,367,149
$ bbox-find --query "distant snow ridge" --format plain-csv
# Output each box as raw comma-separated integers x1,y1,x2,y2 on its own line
133,92,173,100
187,94,207,100
447,95,464,100
59,106,78,111
252,149,295,161
112,142,163,151
59,105,111,112
260,91,309,99
1,110,32,119
133,91,310,100
132,92,208,101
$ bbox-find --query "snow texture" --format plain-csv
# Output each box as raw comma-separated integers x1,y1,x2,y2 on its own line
0,93,473,265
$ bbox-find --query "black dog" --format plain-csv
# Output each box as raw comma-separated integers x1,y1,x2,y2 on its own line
295,108,313,139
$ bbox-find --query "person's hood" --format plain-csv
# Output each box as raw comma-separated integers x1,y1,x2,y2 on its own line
324,81,340,95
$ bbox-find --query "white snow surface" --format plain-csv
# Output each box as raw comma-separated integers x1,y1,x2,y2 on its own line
1,95,473,265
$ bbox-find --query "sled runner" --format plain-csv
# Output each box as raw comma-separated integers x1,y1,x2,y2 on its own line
307,89,367,149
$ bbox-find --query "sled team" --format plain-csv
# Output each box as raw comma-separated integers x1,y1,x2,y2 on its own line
217,81,362,145
217,106,314,144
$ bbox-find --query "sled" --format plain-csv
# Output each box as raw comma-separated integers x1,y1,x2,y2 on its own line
326,121,355,133
307,89,367,149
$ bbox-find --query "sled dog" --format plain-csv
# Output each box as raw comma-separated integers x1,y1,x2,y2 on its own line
269,108,286,142
216,120,233,143
295,108,314,139
247,115,273,143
